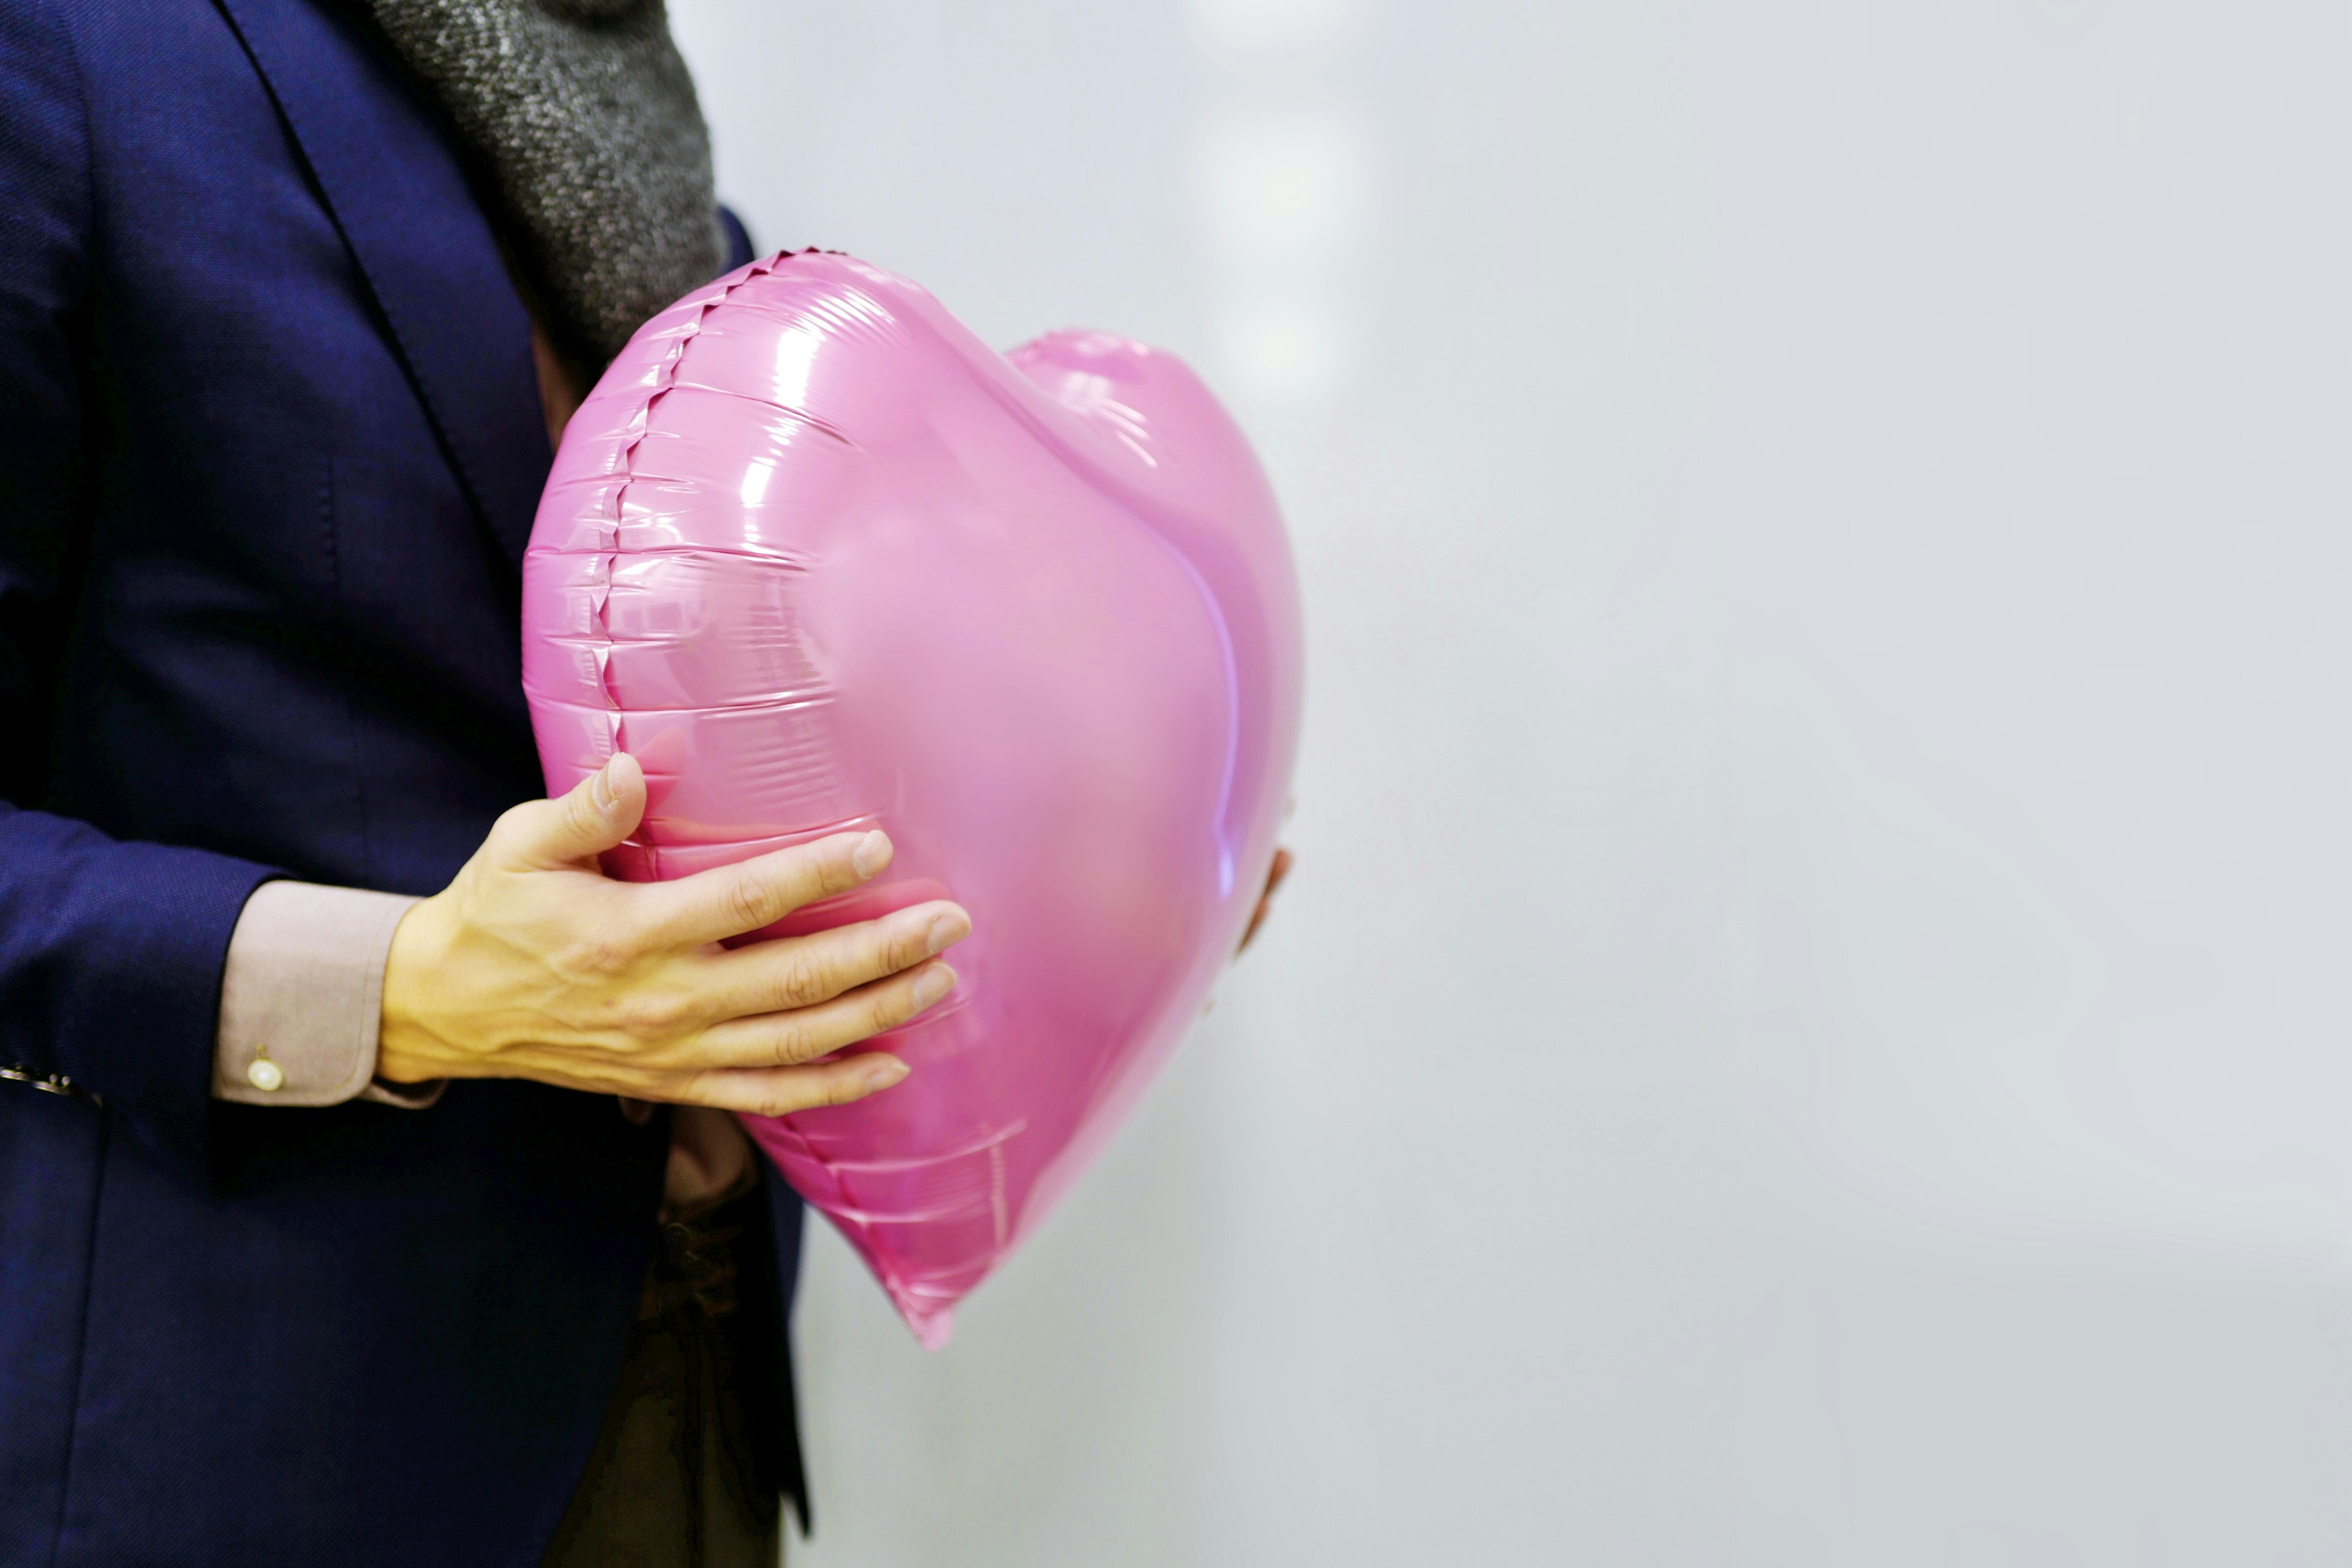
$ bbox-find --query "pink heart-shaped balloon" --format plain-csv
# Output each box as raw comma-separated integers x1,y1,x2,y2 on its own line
521,252,1302,1344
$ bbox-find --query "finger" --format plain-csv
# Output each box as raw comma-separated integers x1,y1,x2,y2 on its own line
489,754,645,871
693,961,957,1069
1238,846,1294,952
694,900,968,1022
683,1053,912,1118
638,829,895,949
1265,846,1294,897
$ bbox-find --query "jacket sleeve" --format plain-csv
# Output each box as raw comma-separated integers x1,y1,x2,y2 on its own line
0,0,278,1166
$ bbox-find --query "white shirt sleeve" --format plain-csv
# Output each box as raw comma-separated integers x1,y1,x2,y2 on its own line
212,880,442,1108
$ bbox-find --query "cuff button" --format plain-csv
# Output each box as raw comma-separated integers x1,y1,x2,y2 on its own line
246,1057,285,1093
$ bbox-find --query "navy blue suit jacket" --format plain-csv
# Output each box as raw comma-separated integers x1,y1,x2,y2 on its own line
0,1,801,1561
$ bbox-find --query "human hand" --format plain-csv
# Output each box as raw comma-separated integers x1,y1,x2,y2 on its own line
1237,847,1293,954
377,754,966,1114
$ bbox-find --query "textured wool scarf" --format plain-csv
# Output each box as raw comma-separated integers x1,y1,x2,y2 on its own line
358,0,727,376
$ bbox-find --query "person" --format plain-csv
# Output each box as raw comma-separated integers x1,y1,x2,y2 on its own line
0,2,1289,1563
0,0,949,1562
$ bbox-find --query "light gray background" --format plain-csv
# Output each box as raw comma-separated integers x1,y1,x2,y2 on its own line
669,2,2352,1562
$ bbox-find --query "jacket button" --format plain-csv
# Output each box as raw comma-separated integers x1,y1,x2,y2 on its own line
247,1057,285,1092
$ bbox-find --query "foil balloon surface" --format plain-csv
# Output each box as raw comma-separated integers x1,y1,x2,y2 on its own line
521,251,1302,1345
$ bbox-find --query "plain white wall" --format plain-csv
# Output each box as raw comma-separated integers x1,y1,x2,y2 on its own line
668,2,2352,1562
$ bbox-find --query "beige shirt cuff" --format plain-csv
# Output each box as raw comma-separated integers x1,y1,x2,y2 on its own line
214,880,440,1108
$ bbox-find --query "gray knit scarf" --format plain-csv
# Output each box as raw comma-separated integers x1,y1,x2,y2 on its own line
358,0,728,375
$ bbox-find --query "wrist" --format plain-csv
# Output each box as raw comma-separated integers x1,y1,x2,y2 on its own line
377,895,466,1084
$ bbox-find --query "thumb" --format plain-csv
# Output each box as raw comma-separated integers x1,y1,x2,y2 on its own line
492,753,646,870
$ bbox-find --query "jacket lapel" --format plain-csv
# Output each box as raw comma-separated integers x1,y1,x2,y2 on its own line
213,0,548,570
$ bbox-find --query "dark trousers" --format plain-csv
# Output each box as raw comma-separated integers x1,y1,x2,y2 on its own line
543,1189,788,1567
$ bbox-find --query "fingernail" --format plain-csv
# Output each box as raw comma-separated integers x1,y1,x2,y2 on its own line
590,760,616,813
851,831,891,879
864,1057,910,1091
925,910,970,954
912,965,955,1009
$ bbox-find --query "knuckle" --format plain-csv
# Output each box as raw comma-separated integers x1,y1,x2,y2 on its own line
614,990,687,1041
484,802,538,857
824,1071,870,1107
797,837,865,903
768,1019,813,1067
557,933,635,979
725,872,775,933
821,853,863,897
769,948,832,1009
561,789,600,835
883,919,925,973
752,1087,805,1118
